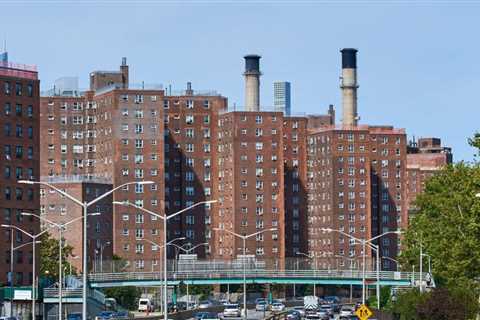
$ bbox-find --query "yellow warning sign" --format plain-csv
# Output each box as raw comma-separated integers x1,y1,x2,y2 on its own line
355,304,373,320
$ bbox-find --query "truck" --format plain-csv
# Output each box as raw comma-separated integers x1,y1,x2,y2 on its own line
304,296,319,314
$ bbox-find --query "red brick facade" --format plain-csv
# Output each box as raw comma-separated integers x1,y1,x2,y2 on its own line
0,60,40,285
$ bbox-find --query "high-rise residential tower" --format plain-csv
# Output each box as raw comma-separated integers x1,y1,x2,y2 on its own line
0,52,41,287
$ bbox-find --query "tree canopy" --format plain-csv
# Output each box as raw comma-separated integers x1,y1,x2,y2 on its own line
399,162,480,287
39,232,76,281
390,134,480,318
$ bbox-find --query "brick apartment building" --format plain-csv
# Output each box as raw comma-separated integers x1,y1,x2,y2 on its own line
306,125,407,271
305,49,407,271
36,49,451,276
406,137,452,217
40,59,165,272
163,84,227,258
0,52,40,286
215,111,286,263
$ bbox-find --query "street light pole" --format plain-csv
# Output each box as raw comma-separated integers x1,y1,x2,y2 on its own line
21,212,100,320
419,243,423,293
6,237,40,319
169,242,209,309
296,252,316,296
99,241,111,273
381,256,400,272
322,228,402,309
59,225,63,320
9,228,13,318
140,237,185,314
213,227,277,320
20,179,153,320
114,200,217,320
1,224,54,320
335,255,356,302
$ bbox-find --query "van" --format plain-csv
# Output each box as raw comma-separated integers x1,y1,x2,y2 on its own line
138,298,154,312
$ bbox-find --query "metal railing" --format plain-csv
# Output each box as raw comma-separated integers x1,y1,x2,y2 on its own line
44,287,83,298
44,287,106,304
88,269,425,283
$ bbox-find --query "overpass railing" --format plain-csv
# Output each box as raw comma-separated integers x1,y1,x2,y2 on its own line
89,269,424,283
91,258,383,274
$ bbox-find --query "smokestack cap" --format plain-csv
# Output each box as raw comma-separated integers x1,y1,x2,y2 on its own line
341,48,357,69
244,54,261,74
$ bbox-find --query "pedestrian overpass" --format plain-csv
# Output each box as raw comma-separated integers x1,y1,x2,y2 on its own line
88,269,424,288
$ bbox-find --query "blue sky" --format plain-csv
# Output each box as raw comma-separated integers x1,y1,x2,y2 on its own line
1,1,478,161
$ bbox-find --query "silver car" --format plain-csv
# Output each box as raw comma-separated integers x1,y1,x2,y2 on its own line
223,304,241,317
339,305,355,317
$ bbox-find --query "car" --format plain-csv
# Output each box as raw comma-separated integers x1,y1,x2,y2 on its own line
66,313,82,320
271,302,285,312
113,311,129,319
293,306,305,317
323,296,340,312
223,303,241,317
167,302,178,313
194,312,210,320
340,305,355,317
255,298,266,304
286,310,301,320
315,310,330,320
306,313,329,320
176,301,188,311
339,316,360,320
95,311,114,320
197,312,220,320
255,301,268,311
199,300,214,309
319,304,334,317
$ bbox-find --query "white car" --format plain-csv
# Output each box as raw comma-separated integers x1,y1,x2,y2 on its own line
199,301,214,309
271,302,285,312
223,304,241,317
339,305,355,317
138,298,154,312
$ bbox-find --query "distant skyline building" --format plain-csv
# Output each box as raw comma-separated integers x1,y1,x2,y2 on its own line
274,81,291,115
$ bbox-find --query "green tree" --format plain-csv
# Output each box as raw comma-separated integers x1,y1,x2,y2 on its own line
102,255,142,310
366,286,392,310
399,162,480,288
389,287,478,320
39,232,76,281
392,134,480,319
389,289,427,320
103,286,141,310
468,131,480,157
178,284,213,300
416,287,478,320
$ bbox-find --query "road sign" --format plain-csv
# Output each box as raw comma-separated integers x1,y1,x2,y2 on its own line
355,304,373,320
